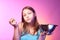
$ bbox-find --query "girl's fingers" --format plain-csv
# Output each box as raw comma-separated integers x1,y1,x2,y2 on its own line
9,18,16,25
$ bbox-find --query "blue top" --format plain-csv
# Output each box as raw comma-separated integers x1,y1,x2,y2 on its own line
20,29,43,40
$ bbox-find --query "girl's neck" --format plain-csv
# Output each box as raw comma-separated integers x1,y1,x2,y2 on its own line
28,19,35,26
27,21,34,27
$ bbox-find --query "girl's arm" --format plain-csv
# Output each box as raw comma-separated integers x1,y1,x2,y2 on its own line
38,31,46,40
9,18,23,40
13,22,23,40
38,25,47,40
13,26,19,40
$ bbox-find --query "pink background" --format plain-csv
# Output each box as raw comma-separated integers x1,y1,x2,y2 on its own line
0,0,60,40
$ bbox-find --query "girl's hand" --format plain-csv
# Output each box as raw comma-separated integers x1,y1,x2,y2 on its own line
40,31,47,36
9,18,17,27
38,31,47,40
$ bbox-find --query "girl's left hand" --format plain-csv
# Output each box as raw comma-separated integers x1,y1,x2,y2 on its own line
38,31,47,40
40,31,47,36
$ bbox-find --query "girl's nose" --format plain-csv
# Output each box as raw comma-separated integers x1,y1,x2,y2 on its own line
26,15,29,18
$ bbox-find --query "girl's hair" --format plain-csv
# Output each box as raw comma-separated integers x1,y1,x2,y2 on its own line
21,6,39,33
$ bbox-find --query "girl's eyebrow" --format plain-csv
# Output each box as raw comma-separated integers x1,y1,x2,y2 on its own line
27,11,32,13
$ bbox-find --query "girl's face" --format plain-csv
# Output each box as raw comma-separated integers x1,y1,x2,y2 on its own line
23,9,35,23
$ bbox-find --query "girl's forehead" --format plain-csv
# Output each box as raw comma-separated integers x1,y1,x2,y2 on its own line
23,9,33,13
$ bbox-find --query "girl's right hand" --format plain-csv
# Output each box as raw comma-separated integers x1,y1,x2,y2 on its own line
9,18,17,27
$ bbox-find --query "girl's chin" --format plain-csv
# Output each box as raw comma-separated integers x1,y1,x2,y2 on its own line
26,21,32,23
26,21,31,23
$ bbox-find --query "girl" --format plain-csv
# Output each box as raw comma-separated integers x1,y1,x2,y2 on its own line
9,6,48,40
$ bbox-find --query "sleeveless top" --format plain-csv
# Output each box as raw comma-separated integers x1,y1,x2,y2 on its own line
19,28,43,40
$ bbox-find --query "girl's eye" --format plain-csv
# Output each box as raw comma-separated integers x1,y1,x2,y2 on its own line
28,13,31,14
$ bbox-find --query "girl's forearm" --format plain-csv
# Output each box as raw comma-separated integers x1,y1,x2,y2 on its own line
13,26,19,40
38,35,46,40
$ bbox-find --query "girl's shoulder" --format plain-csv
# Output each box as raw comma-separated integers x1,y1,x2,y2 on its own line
18,22,24,27
18,22,24,32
